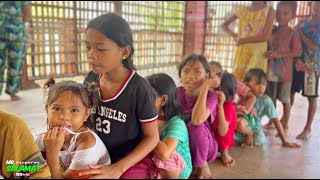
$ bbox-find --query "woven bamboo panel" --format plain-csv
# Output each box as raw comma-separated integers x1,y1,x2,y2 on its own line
25,1,184,79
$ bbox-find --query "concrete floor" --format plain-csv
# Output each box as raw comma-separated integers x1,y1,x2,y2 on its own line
0,73,319,178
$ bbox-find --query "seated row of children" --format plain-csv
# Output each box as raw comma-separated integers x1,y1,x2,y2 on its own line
3,3,318,177
30,53,300,179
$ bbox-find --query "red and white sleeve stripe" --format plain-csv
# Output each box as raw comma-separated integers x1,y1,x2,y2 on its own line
140,115,158,123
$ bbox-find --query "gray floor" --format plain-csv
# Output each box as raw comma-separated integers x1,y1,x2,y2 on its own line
0,73,319,178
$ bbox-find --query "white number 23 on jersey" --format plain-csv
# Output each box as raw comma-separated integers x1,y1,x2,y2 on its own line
96,117,111,134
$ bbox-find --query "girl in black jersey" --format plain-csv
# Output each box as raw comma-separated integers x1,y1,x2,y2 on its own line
79,13,160,179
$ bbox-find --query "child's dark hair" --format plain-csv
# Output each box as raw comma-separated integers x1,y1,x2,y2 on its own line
146,73,185,122
243,68,267,85
277,1,298,17
219,72,237,101
178,53,211,78
86,13,136,70
210,61,223,74
44,77,99,129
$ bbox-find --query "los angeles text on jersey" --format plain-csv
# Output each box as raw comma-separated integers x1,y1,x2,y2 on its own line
92,106,127,122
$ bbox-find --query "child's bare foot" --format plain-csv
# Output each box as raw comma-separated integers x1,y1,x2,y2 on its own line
296,128,311,140
264,121,274,129
158,169,179,179
276,126,288,137
264,129,272,136
241,133,253,148
197,162,214,179
221,153,235,167
284,126,289,135
10,94,21,101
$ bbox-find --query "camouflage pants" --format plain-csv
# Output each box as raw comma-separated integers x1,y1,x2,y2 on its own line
0,27,26,96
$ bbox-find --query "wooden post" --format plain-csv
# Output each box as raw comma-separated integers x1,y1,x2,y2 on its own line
21,56,39,90
114,1,123,15
183,1,207,56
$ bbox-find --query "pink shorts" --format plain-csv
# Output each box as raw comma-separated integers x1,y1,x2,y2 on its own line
152,150,185,173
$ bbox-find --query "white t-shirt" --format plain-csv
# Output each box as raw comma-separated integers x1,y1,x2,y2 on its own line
35,128,111,170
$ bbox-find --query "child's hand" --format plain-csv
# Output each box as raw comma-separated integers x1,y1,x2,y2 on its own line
233,36,239,43
234,37,241,46
265,50,282,59
79,163,123,179
43,127,66,153
235,38,246,46
207,73,220,89
237,105,249,115
70,169,93,179
296,22,304,34
282,140,301,148
216,91,226,107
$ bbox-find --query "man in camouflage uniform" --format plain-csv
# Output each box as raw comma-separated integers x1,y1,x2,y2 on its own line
0,1,31,100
